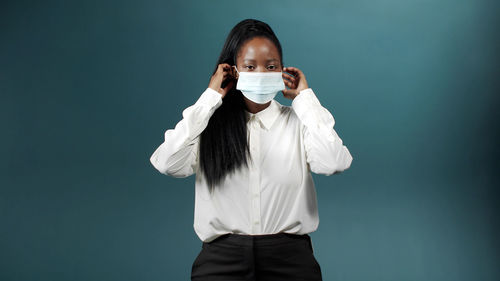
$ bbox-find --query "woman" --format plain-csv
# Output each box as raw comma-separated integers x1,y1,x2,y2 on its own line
150,18,353,281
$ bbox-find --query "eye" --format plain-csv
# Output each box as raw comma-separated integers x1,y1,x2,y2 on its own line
245,65,254,70
267,65,276,70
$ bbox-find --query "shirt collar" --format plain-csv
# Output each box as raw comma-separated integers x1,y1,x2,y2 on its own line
245,99,281,130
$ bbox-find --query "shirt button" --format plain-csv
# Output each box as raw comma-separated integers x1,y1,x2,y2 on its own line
253,193,259,198
254,221,259,225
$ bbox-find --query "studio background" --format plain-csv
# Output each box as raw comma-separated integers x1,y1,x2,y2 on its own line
1,0,499,280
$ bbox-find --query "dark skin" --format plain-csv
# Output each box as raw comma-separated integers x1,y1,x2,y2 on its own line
208,37,310,113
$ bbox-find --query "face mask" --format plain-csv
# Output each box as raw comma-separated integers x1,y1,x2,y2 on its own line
234,66,285,104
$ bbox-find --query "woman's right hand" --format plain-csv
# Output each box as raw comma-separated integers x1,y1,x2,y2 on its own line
208,63,235,98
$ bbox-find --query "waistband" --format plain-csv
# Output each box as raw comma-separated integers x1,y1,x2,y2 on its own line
203,232,311,248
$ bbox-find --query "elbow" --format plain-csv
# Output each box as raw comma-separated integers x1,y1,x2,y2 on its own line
310,162,341,176
332,152,353,175
340,149,353,171
333,147,353,174
311,148,353,176
150,153,169,175
149,152,192,178
312,163,348,176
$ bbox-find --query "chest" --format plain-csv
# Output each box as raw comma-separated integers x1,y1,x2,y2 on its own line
246,117,305,185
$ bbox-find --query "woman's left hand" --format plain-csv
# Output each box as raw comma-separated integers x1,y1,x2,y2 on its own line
282,66,309,100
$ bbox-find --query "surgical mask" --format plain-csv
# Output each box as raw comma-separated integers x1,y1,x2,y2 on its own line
234,66,285,104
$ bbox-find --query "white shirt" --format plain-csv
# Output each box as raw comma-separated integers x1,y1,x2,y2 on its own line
150,87,353,242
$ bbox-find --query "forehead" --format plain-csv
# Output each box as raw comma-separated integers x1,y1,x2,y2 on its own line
237,37,280,62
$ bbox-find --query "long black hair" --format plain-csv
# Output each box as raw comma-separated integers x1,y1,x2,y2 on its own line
199,19,284,187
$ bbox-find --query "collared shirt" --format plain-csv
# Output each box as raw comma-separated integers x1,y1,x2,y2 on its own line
150,87,353,242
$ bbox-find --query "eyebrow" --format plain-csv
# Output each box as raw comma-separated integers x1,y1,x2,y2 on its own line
243,59,279,62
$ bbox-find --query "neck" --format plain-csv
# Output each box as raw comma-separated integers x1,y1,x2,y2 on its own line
244,98,271,114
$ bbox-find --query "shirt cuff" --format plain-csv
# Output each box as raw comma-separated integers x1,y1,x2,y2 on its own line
195,87,223,108
292,88,336,141
291,88,321,119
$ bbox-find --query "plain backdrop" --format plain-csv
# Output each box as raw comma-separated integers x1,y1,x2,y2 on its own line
1,0,499,280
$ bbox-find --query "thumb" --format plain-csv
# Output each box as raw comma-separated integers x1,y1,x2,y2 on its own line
282,88,296,97
221,80,234,97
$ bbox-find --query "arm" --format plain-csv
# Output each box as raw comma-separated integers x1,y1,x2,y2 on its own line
292,88,353,175
149,87,223,177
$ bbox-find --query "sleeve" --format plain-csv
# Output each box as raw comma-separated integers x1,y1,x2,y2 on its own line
149,87,223,177
292,88,353,176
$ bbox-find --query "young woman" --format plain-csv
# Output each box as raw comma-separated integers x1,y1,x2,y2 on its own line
150,18,353,281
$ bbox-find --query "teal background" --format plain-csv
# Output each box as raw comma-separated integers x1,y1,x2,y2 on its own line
2,0,499,280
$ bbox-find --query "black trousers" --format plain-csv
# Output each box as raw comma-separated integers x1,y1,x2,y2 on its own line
191,232,323,281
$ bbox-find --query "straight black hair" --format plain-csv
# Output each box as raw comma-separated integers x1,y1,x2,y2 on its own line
199,19,284,187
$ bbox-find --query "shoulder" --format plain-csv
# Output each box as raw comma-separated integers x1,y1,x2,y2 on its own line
273,99,300,123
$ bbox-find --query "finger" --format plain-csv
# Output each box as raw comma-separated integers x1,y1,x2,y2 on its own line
283,79,296,89
226,71,237,79
282,72,296,82
289,67,304,78
284,66,302,77
229,66,237,78
283,74,296,85
283,66,297,74
218,63,230,73
224,66,236,77
283,79,291,87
